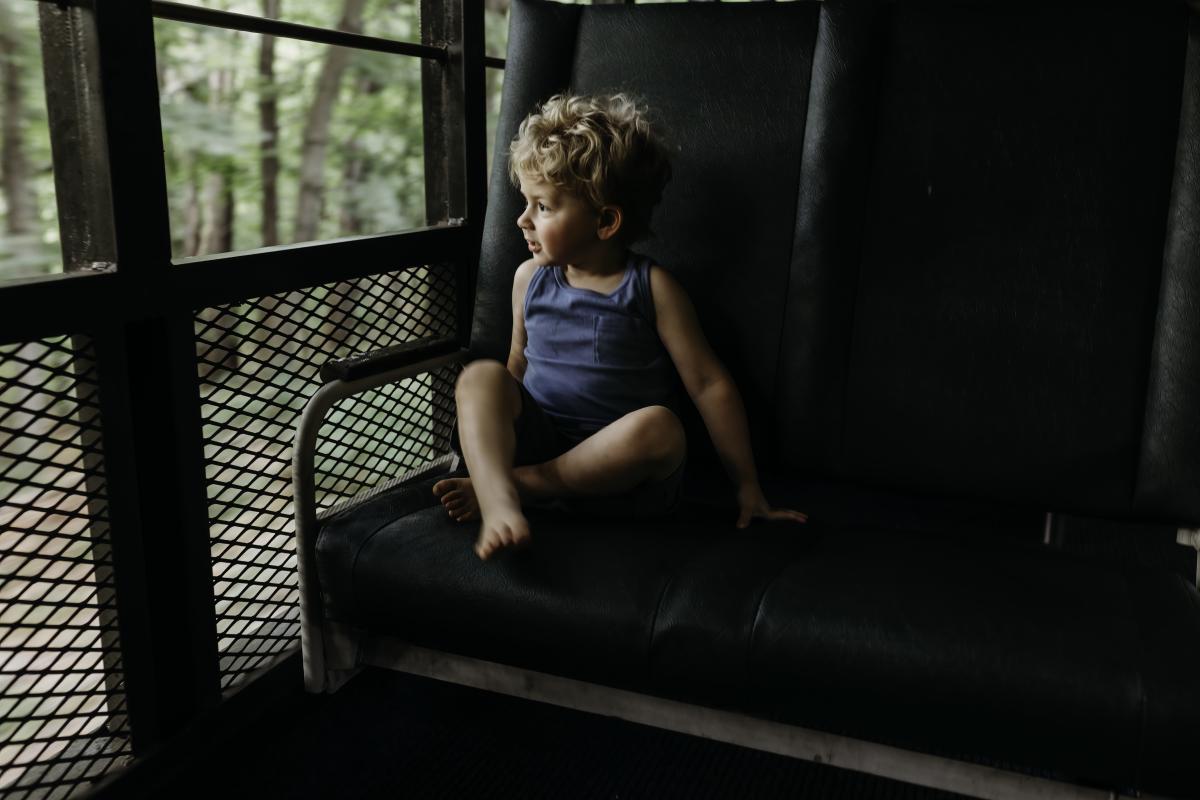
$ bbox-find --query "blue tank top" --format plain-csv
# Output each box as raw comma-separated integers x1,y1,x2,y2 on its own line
522,252,679,442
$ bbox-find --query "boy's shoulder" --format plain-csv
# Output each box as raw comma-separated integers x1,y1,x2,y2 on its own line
512,258,540,289
647,263,688,303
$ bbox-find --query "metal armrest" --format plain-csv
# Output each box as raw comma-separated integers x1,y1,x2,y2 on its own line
1178,528,1200,588
293,340,466,691
319,334,461,382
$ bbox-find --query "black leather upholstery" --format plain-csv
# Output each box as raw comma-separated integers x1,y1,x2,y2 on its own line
839,4,1189,516
317,0,1200,794
1137,14,1200,522
775,0,883,475
318,476,1198,792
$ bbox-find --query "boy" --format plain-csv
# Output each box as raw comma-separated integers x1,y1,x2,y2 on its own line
433,93,806,560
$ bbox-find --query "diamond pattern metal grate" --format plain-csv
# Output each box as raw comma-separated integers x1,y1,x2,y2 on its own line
0,336,132,800
316,369,458,511
195,265,458,692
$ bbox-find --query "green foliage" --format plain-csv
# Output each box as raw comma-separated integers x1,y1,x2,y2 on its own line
0,1,63,283
0,0,503,274
156,0,427,257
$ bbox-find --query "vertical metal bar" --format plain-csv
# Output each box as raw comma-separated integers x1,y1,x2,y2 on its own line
91,0,173,275
420,0,466,227
92,0,222,749
62,333,129,741
39,1,130,741
460,0,486,319
422,0,474,352
85,328,160,751
37,3,117,274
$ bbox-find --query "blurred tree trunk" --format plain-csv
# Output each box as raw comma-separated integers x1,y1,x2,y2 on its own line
259,0,280,247
322,73,383,346
198,68,235,255
0,2,35,236
196,65,240,378
293,0,367,243
338,73,382,237
183,155,202,256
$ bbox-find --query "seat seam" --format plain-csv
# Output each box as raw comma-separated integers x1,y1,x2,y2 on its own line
345,516,407,616
772,3,821,470
646,572,675,681
744,562,793,690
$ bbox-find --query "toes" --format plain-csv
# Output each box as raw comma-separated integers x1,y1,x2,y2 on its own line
432,478,466,498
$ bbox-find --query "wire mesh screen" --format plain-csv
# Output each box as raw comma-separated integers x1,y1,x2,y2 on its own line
194,264,458,692
0,336,132,800
315,367,458,513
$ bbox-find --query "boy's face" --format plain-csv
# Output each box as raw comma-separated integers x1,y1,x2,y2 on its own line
515,176,604,267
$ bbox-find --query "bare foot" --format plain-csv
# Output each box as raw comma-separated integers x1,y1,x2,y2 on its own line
433,477,531,559
473,504,531,560
432,477,480,522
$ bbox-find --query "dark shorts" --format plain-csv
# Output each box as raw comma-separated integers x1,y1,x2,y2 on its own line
450,381,684,519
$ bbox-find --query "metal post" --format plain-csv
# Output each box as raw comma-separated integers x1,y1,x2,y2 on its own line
92,0,222,750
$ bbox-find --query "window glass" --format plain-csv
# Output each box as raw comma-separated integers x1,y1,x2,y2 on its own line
486,67,505,181
485,0,510,60
161,0,421,45
155,19,427,259
0,2,63,282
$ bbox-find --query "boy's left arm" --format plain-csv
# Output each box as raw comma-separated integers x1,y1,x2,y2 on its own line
650,267,807,528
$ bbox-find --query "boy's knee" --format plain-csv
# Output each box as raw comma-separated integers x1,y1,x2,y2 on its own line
456,359,508,396
632,406,685,464
455,360,520,414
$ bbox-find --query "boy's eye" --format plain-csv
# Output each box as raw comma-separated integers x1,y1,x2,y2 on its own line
537,202,548,212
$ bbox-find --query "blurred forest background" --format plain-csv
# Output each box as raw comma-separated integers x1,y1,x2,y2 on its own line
0,0,522,282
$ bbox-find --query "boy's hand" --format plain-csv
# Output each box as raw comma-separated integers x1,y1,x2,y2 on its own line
736,483,808,528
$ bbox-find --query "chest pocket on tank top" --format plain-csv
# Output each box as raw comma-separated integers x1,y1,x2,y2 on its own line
593,315,657,367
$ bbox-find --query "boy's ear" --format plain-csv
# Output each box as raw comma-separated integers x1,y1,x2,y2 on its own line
596,205,623,241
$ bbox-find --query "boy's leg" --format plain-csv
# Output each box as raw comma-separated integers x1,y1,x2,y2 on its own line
437,405,686,521
449,359,529,559
515,405,686,501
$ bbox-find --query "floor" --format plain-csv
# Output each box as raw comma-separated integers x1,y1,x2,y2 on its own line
152,665,971,799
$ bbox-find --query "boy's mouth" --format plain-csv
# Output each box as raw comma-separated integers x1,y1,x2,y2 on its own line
526,240,541,252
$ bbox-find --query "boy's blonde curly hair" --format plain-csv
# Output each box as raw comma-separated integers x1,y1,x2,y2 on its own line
509,93,672,244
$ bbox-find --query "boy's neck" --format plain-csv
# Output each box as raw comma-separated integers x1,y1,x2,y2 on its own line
565,242,626,278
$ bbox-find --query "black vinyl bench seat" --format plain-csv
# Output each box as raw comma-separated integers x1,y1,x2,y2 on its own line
294,1,1200,797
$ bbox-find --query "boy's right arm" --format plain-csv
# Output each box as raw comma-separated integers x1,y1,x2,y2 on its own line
506,259,537,381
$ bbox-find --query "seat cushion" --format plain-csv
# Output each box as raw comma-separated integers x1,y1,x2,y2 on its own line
651,527,1172,790
315,471,1200,795
316,474,702,690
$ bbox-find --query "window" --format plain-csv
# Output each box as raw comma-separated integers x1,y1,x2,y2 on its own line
154,1,430,259
0,0,477,795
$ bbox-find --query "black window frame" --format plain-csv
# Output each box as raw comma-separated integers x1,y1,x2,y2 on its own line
0,0,485,770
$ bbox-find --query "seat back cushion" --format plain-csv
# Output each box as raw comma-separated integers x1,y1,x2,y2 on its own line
828,2,1192,518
